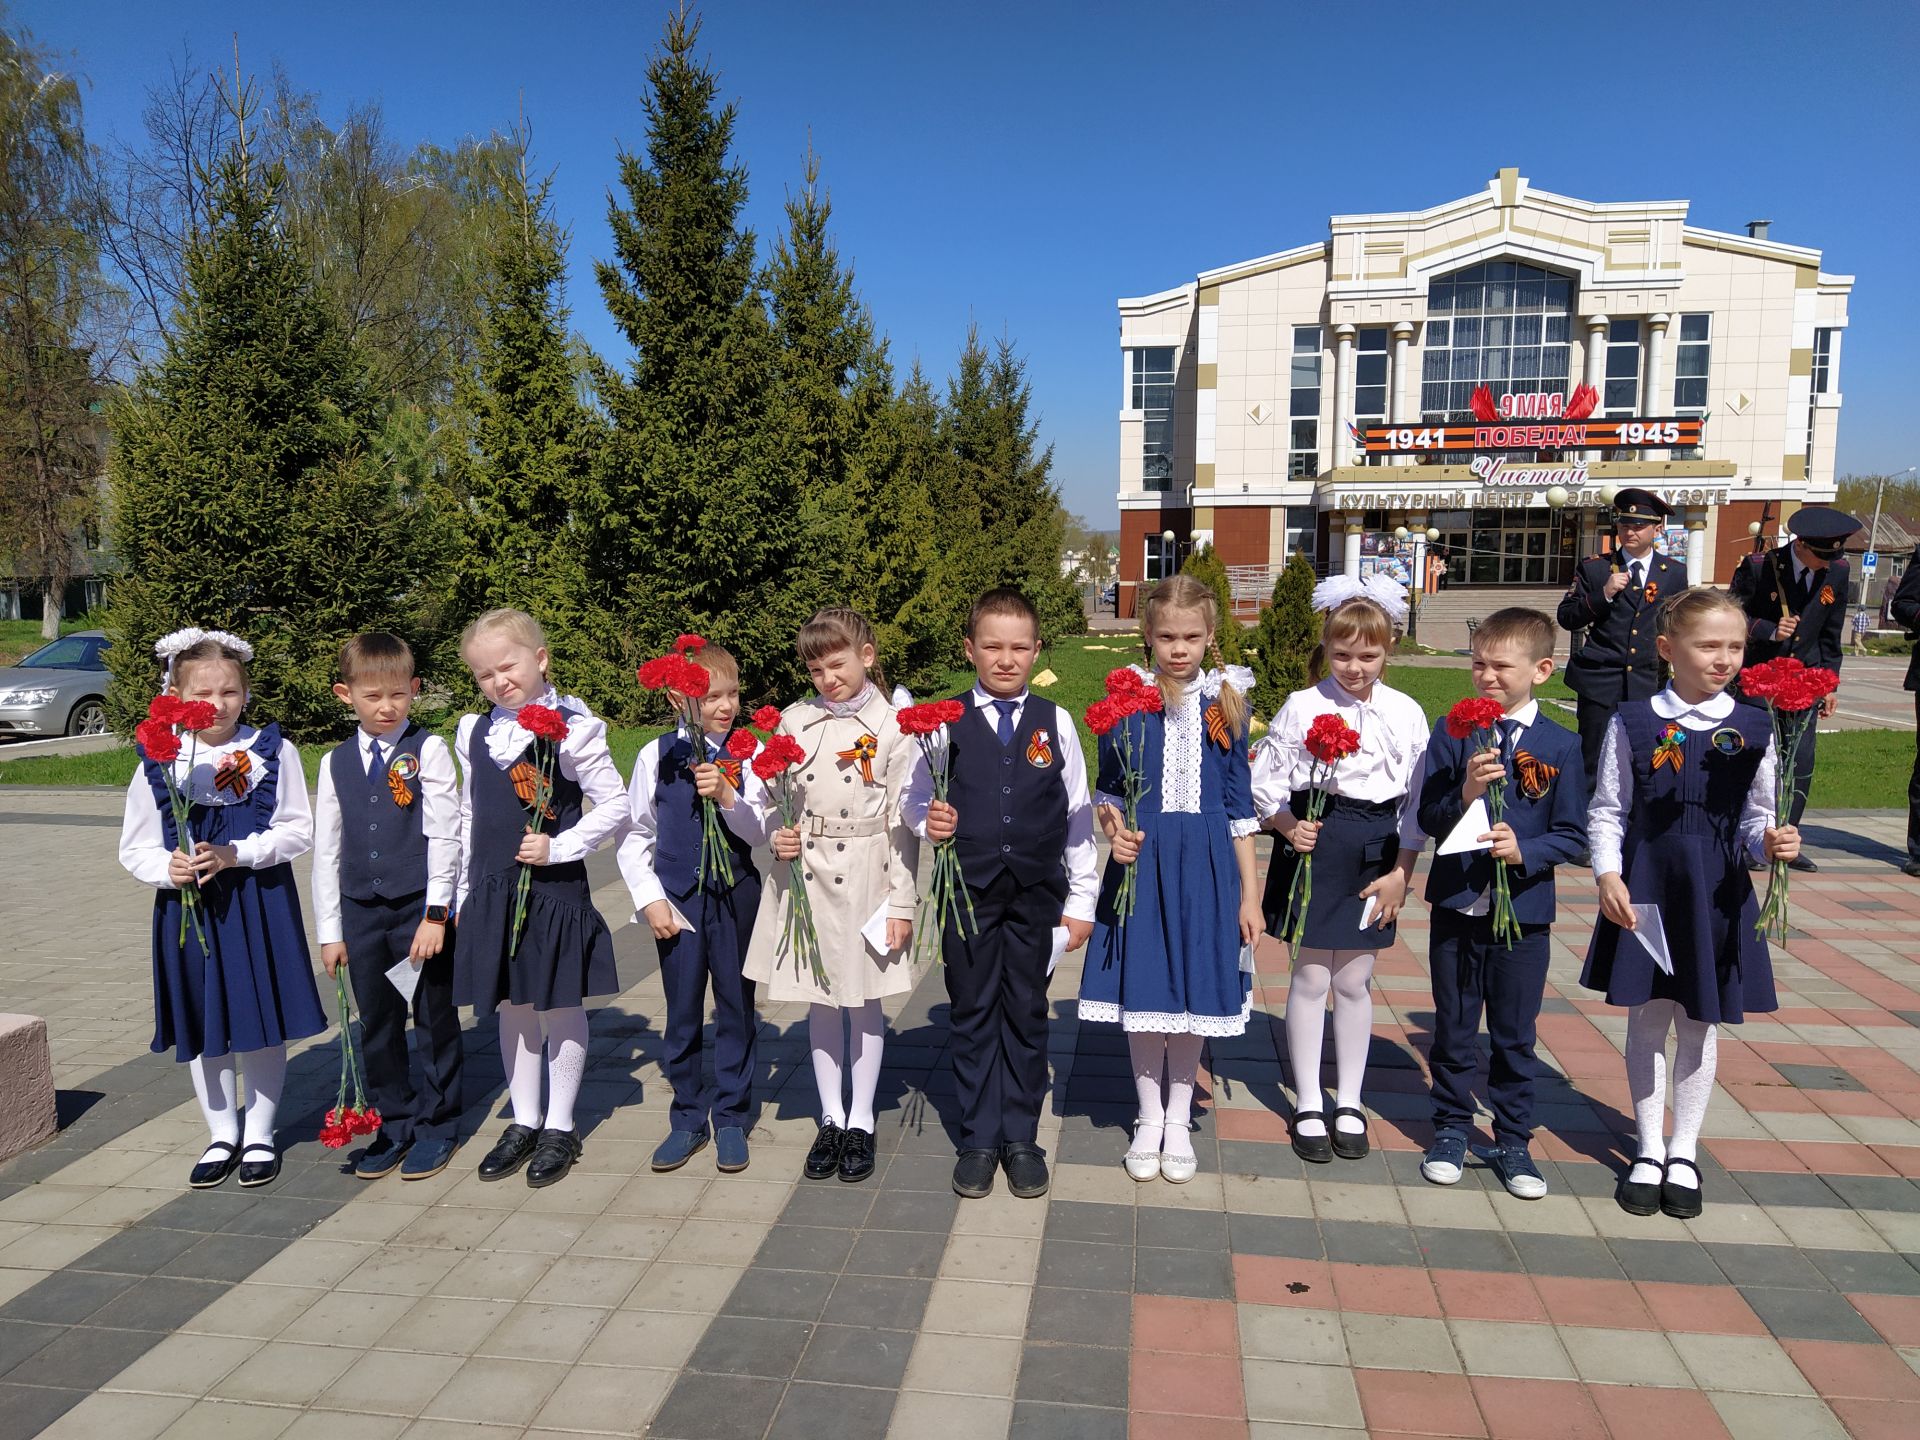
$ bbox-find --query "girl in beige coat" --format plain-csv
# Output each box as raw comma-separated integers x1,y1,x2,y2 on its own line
742,610,918,1182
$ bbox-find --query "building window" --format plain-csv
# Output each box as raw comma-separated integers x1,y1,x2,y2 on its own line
1143,533,1176,583
1812,327,1837,394
1283,505,1318,569
1672,313,1710,459
1420,261,1573,462
1604,319,1643,459
1289,326,1322,478
1129,347,1176,490
1354,330,1388,465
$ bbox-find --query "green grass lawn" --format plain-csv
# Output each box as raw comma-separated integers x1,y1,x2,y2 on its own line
3,634,1909,808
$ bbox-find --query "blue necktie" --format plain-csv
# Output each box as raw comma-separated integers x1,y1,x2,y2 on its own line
993,699,1017,746
367,739,383,787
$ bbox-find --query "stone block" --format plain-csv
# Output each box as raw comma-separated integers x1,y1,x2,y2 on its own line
0,1014,57,1161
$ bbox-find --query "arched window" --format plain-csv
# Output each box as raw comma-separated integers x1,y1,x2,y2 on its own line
1421,261,1574,421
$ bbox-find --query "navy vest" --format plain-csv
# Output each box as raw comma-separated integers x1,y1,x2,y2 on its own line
329,723,431,902
654,731,759,898
947,693,1069,888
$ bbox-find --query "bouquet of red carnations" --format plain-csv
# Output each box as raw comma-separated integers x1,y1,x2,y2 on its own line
1279,711,1364,955
897,699,975,964
134,694,221,951
639,635,735,891
1445,696,1521,948
504,701,570,954
1083,668,1164,925
319,970,381,1147
1739,657,1839,943
735,706,827,989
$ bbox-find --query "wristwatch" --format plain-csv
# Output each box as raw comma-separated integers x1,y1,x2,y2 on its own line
424,905,450,924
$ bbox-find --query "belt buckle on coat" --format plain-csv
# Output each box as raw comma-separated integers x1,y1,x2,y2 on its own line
808,814,825,837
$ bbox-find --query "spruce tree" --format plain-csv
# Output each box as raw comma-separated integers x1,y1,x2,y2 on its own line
103,113,415,737
1254,551,1318,719
1181,543,1245,664
589,10,808,701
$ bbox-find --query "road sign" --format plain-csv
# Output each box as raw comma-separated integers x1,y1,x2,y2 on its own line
1862,550,1879,574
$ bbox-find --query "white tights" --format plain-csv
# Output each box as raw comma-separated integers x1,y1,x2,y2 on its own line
810,1000,886,1132
189,1045,287,1160
1129,1030,1205,1161
1285,949,1377,1138
498,1002,591,1133
1625,999,1717,1189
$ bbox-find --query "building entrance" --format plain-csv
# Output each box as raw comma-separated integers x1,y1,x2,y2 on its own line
1431,508,1578,587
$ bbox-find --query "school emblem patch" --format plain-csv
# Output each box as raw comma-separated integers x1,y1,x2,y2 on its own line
1026,728,1054,767
387,752,419,808
387,753,420,782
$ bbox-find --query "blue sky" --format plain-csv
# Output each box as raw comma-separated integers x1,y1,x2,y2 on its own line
21,0,1920,523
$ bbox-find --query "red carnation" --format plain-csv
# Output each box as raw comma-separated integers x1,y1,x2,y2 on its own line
725,729,760,760
896,702,956,736
752,748,793,782
175,700,220,733
637,657,680,690
937,700,966,725
1304,712,1362,764
136,718,181,764
1445,696,1507,740
147,694,186,725
766,734,806,768
752,704,784,733
1105,667,1150,697
1771,678,1820,713
517,703,570,743
1084,697,1123,736
673,634,707,654
675,660,711,699
1134,685,1164,715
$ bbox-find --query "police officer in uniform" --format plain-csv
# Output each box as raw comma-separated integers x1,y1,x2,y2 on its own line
1558,488,1690,806
1884,544,1920,878
1730,505,1861,868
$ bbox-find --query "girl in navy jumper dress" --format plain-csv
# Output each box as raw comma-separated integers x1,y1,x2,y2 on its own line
455,609,629,1188
1078,575,1262,1184
1582,587,1800,1218
118,632,323,1189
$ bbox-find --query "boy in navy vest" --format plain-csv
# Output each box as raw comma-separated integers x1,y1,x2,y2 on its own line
315,633,464,1180
906,589,1099,1200
618,644,762,1174
1415,608,1587,1200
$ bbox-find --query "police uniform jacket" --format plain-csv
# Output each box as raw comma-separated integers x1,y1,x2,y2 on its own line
1557,549,1688,706
1730,546,1849,671
1889,545,1920,692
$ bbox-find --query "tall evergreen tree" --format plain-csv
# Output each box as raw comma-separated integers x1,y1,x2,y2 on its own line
1254,551,1318,719
589,10,808,700
102,95,415,736
1181,543,1245,663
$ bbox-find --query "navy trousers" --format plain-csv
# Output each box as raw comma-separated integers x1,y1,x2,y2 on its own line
1426,906,1551,1148
658,876,761,1133
342,893,464,1146
1574,695,1613,805
942,867,1063,1151
1789,716,1818,827
1908,691,1920,864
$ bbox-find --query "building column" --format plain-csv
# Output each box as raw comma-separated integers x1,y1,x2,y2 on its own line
1686,513,1708,586
1333,324,1356,468
1389,321,1417,467
1642,312,1670,457
1583,314,1609,464
1343,516,1363,580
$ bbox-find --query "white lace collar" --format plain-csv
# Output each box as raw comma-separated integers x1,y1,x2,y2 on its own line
1652,686,1734,724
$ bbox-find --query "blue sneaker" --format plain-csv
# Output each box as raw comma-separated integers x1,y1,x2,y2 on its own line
401,1135,457,1181
1420,1131,1469,1186
715,1126,750,1173
651,1128,710,1172
1481,1143,1548,1200
355,1135,409,1179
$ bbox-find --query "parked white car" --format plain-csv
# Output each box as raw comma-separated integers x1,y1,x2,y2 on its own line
0,631,112,739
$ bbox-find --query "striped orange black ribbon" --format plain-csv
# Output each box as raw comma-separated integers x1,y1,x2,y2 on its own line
836,733,878,784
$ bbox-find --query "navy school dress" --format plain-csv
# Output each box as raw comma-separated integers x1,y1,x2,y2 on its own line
1262,791,1403,950
455,711,619,1012
143,723,326,1061
1077,686,1255,1035
1579,699,1778,1024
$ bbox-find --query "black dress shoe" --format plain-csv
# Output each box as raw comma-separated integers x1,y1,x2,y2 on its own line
1000,1142,1050,1199
1330,1107,1371,1160
804,1122,844,1180
477,1122,542,1181
526,1128,582,1188
189,1140,239,1189
838,1127,876,1183
1660,1156,1704,1219
1290,1110,1334,1164
1618,1155,1664,1216
1788,855,1818,873
1904,859,1920,879
953,1148,998,1199
235,1143,281,1188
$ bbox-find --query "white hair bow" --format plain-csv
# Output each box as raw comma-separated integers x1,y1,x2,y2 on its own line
155,626,255,688
1310,574,1410,627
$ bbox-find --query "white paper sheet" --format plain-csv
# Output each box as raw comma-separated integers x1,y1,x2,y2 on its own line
1627,904,1674,975
861,902,894,957
1047,926,1070,978
1360,894,1380,931
385,956,422,1004
1238,940,1257,974
1437,798,1494,856
666,900,695,935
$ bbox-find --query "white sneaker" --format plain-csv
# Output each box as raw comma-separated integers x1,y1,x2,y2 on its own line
1124,1119,1163,1182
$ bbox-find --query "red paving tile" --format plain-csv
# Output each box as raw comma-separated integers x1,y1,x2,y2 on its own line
1533,1275,1657,1331
1468,1376,1606,1440
1784,1140,1898,1175
1430,1269,1547,1324
1132,1295,1240,1356
1808,1088,1902,1118
1129,1350,1247,1418
1782,1338,1920,1401
1129,1417,1250,1440
1232,1254,1333,1307
1329,1262,1443,1319
1847,1293,1920,1347
1634,1281,1768,1336
1700,1137,1808,1172
1827,1398,1920,1440
1588,1383,1733,1439
1355,1369,1487,1438
1872,1144,1920,1177
1214,1108,1291,1143
1724,1080,1819,1113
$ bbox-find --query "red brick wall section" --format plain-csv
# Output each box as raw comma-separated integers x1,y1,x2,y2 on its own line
1209,507,1272,621
1717,500,1772,585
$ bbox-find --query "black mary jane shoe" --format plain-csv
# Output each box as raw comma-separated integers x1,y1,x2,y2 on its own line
1330,1107,1371,1161
476,1122,542,1182
189,1140,240,1189
953,1148,999,1199
1788,855,1818,874
1660,1156,1705,1219
1000,1142,1051,1199
804,1121,845,1180
526,1129,583,1188
1290,1110,1335,1164
1618,1155,1665,1216
838,1127,876,1183
235,1143,281,1189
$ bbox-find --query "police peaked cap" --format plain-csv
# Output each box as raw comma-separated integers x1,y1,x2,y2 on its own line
1610,488,1671,523
1787,506,1862,555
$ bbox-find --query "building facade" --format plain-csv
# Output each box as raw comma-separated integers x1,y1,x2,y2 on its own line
1114,169,1852,616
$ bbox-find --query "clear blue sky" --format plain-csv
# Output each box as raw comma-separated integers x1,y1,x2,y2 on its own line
21,0,1920,524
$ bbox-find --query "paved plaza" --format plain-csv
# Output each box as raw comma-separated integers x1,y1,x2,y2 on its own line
2,787,1920,1439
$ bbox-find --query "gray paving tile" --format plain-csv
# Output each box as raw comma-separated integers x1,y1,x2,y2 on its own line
0,1381,86,1439
1511,1231,1626,1279
0,1319,59,1379
687,1316,815,1378
1227,1213,1323,1259
1034,1241,1132,1293
1556,1160,1628,1199
1026,1288,1130,1348
1606,1237,1727,1286
878,1154,962,1191
1007,1401,1130,1438
1703,1242,1833,1290
1773,1063,1864,1091
214,1194,336,1240
1321,1220,1421,1267
845,1228,946,1279
1218,1140,1307,1179
65,1224,203,1276
1738,1286,1881,1343
139,1189,258,1234
648,1372,787,1440
866,1190,960,1234
1804,1248,1920,1295
795,1323,913,1388
720,1267,836,1322
155,1233,285,1284
1728,1171,1845,1210
776,1185,874,1229
0,1322,162,1390
1014,1342,1128,1406
822,1274,931,1331
1414,1226,1523,1273
1824,1174,1920,1214
766,1380,897,1440
0,1269,136,1327
1134,1207,1228,1251
755,1224,858,1273
1043,1202,1133,1246
84,1276,227,1332
1134,1245,1235,1300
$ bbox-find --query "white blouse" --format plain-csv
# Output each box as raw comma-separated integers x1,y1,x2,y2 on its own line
1589,687,1777,878
1253,677,1429,852
454,689,630,911
118,726,314,888
1092,666,1261,841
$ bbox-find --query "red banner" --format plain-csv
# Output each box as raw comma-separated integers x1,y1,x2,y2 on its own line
1360,416,1705,455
